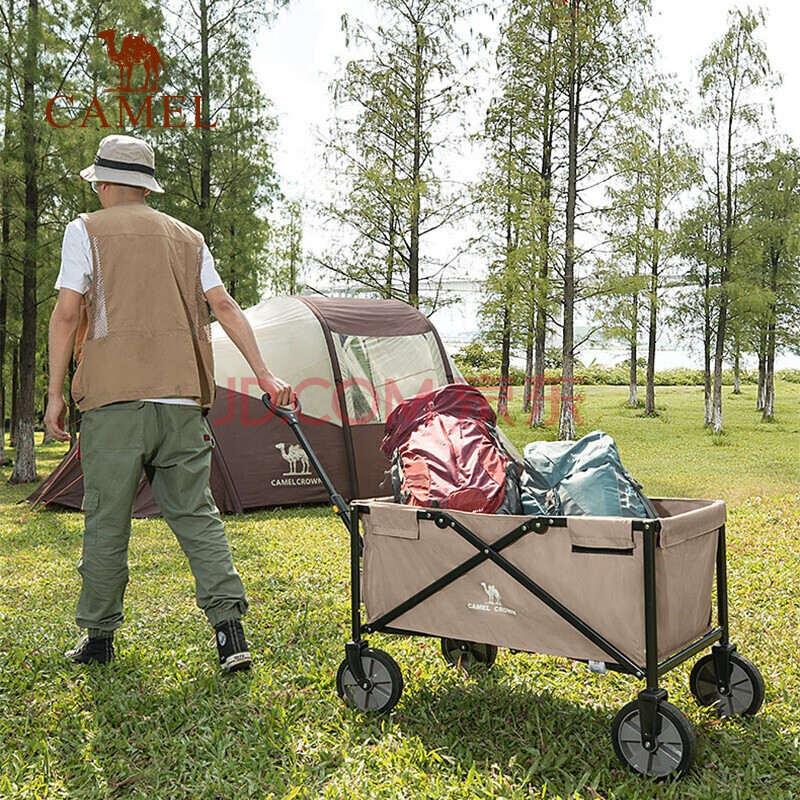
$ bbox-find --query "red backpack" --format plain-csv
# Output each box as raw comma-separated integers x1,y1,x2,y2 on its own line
380,384,521,514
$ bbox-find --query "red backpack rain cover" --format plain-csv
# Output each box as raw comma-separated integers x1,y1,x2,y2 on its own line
380,384,520,514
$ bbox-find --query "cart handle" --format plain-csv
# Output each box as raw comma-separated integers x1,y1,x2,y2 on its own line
261,392,302,422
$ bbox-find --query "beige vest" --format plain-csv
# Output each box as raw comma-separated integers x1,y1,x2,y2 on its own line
72,203,216,412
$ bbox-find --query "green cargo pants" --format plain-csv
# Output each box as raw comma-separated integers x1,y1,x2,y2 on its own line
76,400,248,635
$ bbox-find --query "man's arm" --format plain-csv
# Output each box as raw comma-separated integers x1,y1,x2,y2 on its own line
44,288,84,441
205,285,292,405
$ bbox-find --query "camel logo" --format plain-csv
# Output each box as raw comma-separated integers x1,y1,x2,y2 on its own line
482,582,502,605
467,581,517,616
270,442,321,488
98,30,162,93
44,30,216,130
276,442,311,476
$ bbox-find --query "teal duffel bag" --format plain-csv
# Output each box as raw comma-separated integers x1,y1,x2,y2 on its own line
520,430,658,518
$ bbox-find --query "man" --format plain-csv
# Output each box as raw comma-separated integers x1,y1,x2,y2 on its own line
45,134,291,672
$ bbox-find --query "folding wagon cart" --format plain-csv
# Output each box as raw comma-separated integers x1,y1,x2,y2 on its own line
263,395,765,780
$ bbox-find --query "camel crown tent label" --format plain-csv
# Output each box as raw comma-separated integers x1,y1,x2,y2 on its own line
271,440,323,487
45,30,217,130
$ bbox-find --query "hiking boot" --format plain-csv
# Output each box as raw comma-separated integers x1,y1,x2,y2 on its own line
214,618,252,673
65,633,114,665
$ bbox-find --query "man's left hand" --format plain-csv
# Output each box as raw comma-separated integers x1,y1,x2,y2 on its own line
44,394,70,442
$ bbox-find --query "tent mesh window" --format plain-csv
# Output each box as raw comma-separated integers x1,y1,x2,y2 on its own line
334,332,448,425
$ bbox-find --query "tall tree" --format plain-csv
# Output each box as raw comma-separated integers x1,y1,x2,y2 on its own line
739,147,800,421
554,0,651,440
270,197,304,296
674,201,720,426
491,0,560,423
0,0,15,465
9,0,40,483
698,8,774,433
321,0,486,310
159,0,285,306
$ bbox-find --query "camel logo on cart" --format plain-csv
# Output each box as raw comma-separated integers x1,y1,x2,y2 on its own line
482,582,502,604
467,582,517,616
270,442,321,488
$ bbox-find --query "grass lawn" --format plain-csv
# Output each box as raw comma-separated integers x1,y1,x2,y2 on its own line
0,382,798,799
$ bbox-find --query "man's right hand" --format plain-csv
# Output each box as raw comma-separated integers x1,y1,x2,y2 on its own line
257,372,292,406
44,393,71,442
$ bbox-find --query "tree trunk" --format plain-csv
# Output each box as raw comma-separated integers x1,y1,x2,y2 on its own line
756,325,766,411
0,12,11,465
408,18,424,309
645,290,657,416
499,291,512,417
762,248,779,422
710,304,726,434
732,345,741,395
522,304,533,413
498,119,514,418
711,61,737,435
386,134,399,299
10,0,39,484
703,264,712,427
530,22,555,428
629,294,638,408
629,193,643,409
763,325,775,422
198,0,212,244
10,346,18,450
559,11,580,442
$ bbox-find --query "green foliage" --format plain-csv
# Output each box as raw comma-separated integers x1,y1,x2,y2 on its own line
452,341,502,371
1,383,799,798
455,359,767,389
320,0,480,310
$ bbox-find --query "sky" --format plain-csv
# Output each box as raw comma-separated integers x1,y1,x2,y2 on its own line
250,1,799,361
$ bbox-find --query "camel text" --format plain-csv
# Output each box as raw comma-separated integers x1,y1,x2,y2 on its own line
45,94,217,129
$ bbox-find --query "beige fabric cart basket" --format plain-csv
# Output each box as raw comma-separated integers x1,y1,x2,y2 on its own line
360,497,725,667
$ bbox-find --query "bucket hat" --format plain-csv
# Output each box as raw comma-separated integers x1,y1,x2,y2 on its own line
79,134,164,193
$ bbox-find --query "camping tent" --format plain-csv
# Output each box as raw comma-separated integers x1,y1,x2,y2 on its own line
27,295,461,517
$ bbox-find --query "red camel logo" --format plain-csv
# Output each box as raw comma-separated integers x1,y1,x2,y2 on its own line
45,31,217,129
98,29,162,93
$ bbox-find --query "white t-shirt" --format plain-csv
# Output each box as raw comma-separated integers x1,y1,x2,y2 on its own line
56,216,223,407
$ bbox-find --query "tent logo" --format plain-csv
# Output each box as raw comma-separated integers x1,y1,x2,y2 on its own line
275,442,311,476
270,442,322,488
467,582,517,616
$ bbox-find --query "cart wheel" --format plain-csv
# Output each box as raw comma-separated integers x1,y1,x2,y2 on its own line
440,638,497,672
336,648,403,714
689,652,764,717
611,699,696,779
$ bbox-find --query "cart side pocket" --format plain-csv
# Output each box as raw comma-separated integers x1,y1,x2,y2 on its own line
567,516,636,552
369,503,420,540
